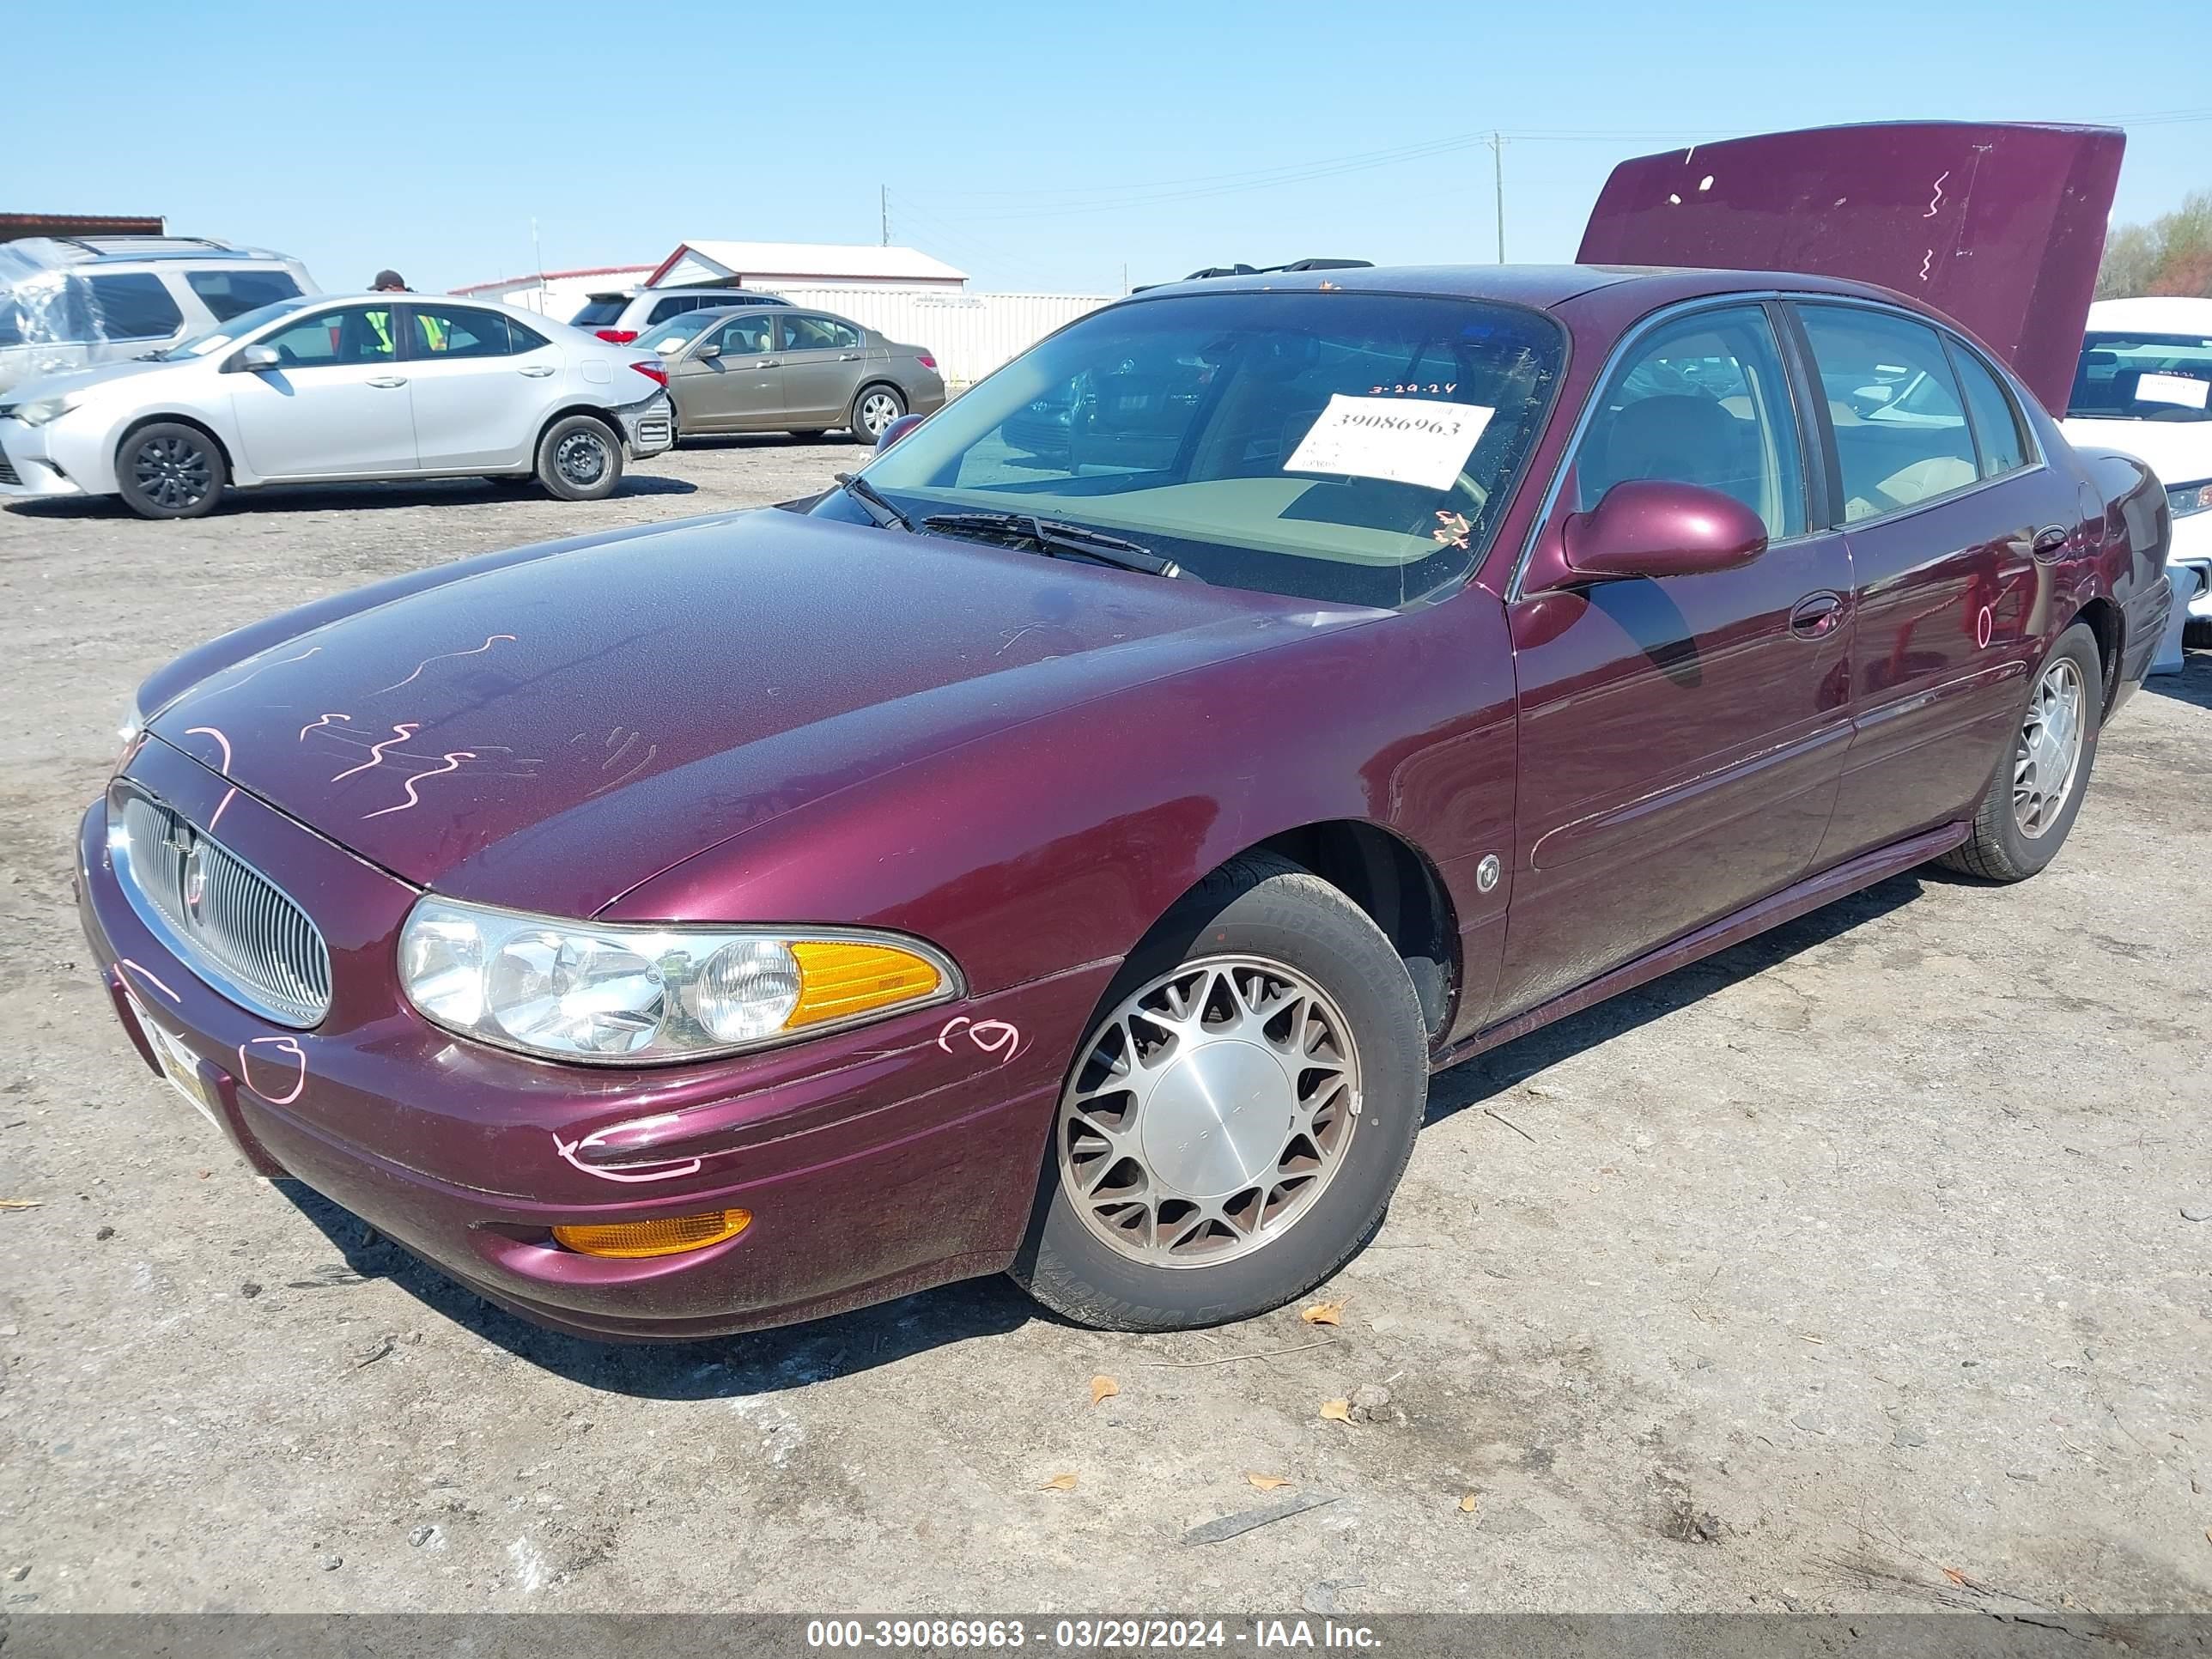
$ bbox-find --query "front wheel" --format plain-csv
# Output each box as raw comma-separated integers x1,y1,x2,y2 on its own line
117,422,227,520
535,415,623,501
1939,620,2102,881
849,385,905,442
1010,854,1429,1331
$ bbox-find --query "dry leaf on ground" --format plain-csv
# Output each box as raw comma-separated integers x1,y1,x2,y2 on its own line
1459,1492,1480,1514
1319,1399,1352,1424
1089,1375,1119,1407
1041,1473,1078,1492
0,1199,44,1211
1246,1474,1293,1492
1300,1301,1345,1326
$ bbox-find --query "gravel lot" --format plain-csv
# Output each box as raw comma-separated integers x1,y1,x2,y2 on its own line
0,443,2207,1619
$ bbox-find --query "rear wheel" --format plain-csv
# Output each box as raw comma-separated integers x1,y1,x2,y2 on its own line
116,422,226,520
1010,854,1428,1331
1939,621,2101,881
850,384,905,442
535,415,623,501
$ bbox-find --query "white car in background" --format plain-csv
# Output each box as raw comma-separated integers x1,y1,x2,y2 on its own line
2063,296,2212,641
0,294,673,519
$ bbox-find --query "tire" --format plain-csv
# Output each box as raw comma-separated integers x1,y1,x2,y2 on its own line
534,415,623,501
1938,620,2102,882
116,422,227,520
849,384,905,442
1009,853,1429,1331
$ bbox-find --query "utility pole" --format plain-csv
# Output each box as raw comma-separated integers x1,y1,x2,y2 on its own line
1486,132,1506,264
880,185,890,247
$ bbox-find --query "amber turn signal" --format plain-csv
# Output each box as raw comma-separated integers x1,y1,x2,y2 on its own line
787,939,945,1028
552,1209,751,1259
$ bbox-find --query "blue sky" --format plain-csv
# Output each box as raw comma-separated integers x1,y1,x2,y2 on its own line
19,0,2211,297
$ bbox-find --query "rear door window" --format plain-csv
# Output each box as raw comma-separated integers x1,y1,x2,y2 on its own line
404,305,519,360
82,272,185,340
1796,305,1980,522
780,314,862,352
649,295,709,325
184,268,302,322
1948,341,2030,477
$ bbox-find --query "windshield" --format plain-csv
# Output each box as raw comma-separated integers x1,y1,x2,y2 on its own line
2069,330,2212,422
156,295,314,361
819,289,1565,607
634,311,722,353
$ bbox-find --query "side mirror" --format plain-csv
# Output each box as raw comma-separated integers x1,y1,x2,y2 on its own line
693,342,721,362
1554,480,1768,584
875,411,927,453
228,343,282,373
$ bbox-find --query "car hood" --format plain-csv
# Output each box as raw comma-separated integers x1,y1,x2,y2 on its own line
2059,416,2212,486
7,356,189,404
146,510,1364,914
1577,122,2124,415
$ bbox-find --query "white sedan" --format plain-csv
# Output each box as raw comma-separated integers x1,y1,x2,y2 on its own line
2061,295,2212,643
0,294,674,519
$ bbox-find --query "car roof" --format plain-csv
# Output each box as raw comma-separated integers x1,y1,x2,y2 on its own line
2086,295,2212,334
1116,261,1935,318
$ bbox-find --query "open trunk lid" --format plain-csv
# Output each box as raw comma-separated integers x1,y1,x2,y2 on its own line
1576,122,2124,415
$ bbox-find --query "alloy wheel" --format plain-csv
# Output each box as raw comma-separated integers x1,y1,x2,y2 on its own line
859,391,901,437
1056,956,1362,1268
2014,655,2084,838
132,434,212,510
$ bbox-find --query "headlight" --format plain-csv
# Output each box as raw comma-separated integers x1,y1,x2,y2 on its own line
398,896,960,1063
2168,480,2212,520
14,394,78,428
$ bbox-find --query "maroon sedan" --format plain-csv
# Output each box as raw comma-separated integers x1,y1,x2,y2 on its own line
77,126,2173,1340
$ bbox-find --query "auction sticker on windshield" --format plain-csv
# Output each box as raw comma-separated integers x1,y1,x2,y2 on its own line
1284,394,1495,490
2136,372,2209,410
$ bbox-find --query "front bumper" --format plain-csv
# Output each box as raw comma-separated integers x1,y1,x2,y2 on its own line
617,393,675,460
77,741,1109,1340
0,420,86,499
2171,508,2212,621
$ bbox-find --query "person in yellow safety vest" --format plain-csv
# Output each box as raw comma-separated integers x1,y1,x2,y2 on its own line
365,270,443,354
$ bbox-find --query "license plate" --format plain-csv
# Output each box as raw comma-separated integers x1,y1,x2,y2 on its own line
122,990,220,1130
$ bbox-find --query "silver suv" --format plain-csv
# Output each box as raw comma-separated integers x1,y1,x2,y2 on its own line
568,286,791,343
0,235,318,394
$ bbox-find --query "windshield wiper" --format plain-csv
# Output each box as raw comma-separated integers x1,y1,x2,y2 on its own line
920,511,1194,580
833,471,915,532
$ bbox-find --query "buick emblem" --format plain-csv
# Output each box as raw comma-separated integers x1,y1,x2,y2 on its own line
181,841,209,921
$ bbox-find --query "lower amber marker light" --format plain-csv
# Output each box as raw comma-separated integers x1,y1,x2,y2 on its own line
552,1209,751,1259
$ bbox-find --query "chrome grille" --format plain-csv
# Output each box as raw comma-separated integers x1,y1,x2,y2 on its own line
0,451,20,487
112,793,331,1026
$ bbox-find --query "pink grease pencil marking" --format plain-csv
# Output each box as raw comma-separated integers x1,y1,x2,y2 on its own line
375,634,517,695
118,958,181,1003
329,723,421,783
362,751,476,819
183,726,232,772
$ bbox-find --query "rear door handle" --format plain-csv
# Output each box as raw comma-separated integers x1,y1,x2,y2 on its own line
837,352,862,362
367,376,408,389
2033,524,2070,556
1789,591,1844,639
518,364,556,378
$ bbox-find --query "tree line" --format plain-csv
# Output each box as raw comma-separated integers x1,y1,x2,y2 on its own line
2097,189,2211,299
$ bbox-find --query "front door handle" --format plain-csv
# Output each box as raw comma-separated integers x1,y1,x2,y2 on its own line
1789,591,1844,639
2033,524,2070,557
367,376,408,389
517,364,556,378
755,357,781,368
